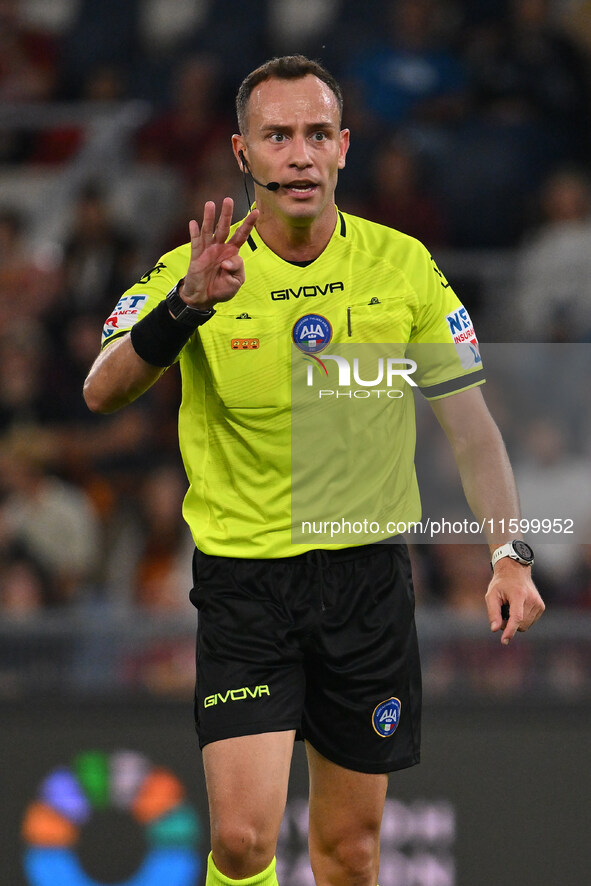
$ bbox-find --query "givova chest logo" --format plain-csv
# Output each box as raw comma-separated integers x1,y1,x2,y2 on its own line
271,281,344,300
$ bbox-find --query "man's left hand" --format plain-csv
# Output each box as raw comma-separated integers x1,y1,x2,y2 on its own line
485,559,545,645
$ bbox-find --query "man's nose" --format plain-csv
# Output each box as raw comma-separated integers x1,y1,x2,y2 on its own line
288,135,312,167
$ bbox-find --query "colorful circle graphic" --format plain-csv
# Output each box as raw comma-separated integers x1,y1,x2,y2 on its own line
21,750,201,886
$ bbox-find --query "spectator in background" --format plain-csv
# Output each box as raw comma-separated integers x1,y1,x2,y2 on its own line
0,314,167,604
0,0,57,102
0,434,101,605
31,63,129,165
346,0,468,130
133,463,193,611
0,542,52,617
514,167,591,341
266,0,340,57
59,183,141,320
160,141,244,253
432,543,500,613
513,418,591,603
49,312,119,425
434,0,590,248
0,0,59,162
349,136,448,246
135,54,233,190
56,0,139,100
342,0,468,206
112,462,195,695
187,0,269,91
0,319,57,432
0,208,60,326
466,0,590,162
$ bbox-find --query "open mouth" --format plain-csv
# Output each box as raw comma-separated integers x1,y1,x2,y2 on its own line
285,181,318,194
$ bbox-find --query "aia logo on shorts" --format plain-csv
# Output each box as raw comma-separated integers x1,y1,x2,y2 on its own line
372,697,401,738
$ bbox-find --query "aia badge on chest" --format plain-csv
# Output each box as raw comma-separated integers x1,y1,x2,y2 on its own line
292,313,332,354
372,697,401,738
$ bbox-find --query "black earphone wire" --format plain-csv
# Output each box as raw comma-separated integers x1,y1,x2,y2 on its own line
242,166,253,212
239,150,253,210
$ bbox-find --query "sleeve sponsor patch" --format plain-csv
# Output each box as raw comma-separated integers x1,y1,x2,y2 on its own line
102,294,148,343
445,307,482,369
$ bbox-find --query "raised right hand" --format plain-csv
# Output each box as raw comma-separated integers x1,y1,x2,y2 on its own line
180,197,258,310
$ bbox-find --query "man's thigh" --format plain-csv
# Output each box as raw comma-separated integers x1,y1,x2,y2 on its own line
203,731,296,832
203,731,296,875
306,741,388,881
306,740,388,833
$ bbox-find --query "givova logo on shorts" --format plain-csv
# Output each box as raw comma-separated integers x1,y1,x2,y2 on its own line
372,697,402,737
203,685,270,707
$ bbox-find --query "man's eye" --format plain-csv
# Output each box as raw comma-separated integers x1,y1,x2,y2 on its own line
269,133,286,143
312,132,327,141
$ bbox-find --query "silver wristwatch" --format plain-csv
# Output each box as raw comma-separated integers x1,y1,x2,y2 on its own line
491,540,534,569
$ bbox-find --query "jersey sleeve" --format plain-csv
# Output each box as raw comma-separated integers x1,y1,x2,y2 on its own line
100,247,189,349
407,242,485,399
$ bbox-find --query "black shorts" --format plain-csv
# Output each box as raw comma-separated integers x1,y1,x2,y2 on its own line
189,541,421,774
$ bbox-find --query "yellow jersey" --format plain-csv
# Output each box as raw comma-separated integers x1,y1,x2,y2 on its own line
102,210,484,557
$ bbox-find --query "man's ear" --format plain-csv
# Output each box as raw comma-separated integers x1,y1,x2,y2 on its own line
232,134,247,170
338,128,350,170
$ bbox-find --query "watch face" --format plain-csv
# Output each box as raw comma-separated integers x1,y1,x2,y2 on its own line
513,540,534,561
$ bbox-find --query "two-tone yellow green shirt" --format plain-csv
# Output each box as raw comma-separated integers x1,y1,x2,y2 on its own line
102,210,484,557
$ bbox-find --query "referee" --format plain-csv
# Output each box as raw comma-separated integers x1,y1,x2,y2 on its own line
84,56,545,886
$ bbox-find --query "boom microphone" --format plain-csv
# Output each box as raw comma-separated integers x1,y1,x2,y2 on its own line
239,151,280,191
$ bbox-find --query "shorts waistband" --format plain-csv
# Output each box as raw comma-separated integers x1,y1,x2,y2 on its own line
303,537,406,566
195,537,406,567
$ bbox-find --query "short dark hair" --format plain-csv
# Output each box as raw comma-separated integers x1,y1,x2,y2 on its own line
236,55,343,134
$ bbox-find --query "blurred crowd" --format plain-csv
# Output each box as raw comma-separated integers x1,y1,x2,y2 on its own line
1,0,591,662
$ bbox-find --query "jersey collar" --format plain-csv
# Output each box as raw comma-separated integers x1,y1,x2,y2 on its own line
245,207,347,263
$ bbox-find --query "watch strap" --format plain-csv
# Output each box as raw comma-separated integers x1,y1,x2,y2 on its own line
166,278,215,328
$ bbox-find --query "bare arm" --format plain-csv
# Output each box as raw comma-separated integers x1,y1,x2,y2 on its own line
83,198,258,414
430,386,520,539
430,386,545,644
83,334,164,414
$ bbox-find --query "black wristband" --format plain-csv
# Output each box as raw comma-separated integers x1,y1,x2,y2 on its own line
130,300,196,367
